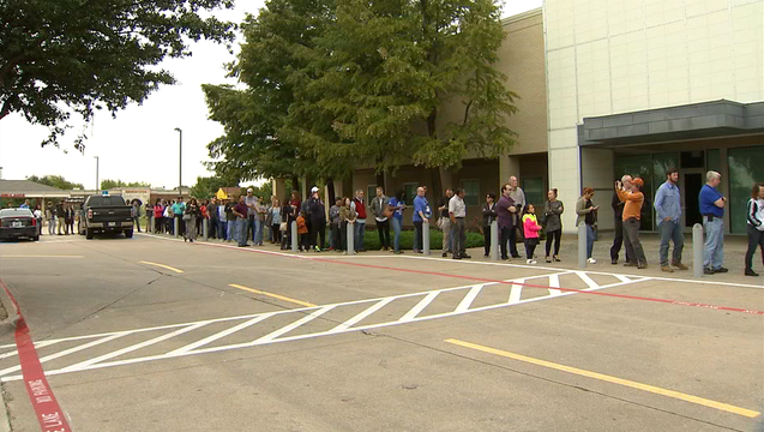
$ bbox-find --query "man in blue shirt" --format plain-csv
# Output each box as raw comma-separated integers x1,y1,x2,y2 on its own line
654,168,687,272
172,197,186,236
412,187,429,253
698,170,727,275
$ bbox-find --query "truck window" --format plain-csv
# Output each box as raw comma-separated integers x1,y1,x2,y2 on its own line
86,196,127,206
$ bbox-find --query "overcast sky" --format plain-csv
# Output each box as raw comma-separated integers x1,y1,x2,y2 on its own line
0,0,542,191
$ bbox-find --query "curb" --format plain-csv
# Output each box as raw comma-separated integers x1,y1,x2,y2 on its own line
0,282,16,432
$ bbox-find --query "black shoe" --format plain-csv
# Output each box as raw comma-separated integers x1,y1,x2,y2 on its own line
501,256,509,260
511,254,521,259
714,267,729,273
745,269,759,276
460,254,471,259
484,254,489,258
453,256,462,260
442,252,448,257
704,268,715,275
611,259,618,265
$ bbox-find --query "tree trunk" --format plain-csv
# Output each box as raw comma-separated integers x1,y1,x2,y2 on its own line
327,178,335,204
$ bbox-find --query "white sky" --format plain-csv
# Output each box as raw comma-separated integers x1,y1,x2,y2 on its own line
0,0,541,190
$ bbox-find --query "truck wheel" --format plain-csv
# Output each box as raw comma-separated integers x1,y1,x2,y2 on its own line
33,235,39,242
125,229,133,238
86,229,94,240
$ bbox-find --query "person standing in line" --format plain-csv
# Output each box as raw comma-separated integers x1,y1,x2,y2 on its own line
131,202,141,233
744,182,764,276
280,198,293,249
699,170,727,275
329,197,342,251
610,175,633,264
153,199,164,234
20,200,30,209
576,187,599,264
522,204,543,264
482,193,497,258
616,178,648,269
184,198,200,242
339,197,354,253
351,190,368,252
164,201,173,234
33,206,43,236
388,191,406,254
308,189,326,252
438,188,454,257
654,168,688,273
244,189,257,243
172,197,186,236
216,198,227,240
297,211,310,251
508,175,525,258
55,201,66,235
289,191,301,221
225,197,237,242
207,197,218,240
412,187,429,253
46,203,55,235
371,186,391,251
496,184,516,261
449,188,469,260
66,204,75,235
543,188,564,263
270,198,282,244
145,201,153,233
232,196,249,247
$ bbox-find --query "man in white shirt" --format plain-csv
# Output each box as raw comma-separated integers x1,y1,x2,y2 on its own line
449,188,469,260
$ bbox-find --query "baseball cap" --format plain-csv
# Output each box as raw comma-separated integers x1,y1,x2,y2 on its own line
631,178,644,187
247,188,253,193
311,186,319,193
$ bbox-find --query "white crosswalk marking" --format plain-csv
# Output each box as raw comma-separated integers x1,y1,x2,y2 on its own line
0,270,649,381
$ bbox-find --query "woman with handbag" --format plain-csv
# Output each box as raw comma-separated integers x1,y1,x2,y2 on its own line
184,198,200,242
543,188,564,263
575,187,599,264
270,198,282,244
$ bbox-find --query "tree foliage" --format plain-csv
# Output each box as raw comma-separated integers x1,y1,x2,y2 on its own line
27,174,83,190
100,179,151,190
189,173,240,199
204,0,517,182
0,0,236,151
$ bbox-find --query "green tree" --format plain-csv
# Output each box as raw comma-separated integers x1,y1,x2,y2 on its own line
189,174,240,199
100,179,150,189
0,0,236,150
26,175,83,190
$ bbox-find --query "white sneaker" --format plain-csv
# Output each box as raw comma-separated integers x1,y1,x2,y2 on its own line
587,258,597,264
527,259,536,264
530,259,537,264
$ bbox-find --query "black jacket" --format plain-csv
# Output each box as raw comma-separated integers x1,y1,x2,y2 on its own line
482,202,497,227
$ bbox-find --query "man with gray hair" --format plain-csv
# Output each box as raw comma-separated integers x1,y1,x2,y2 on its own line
610,175,633,264
508,175,525,258
699,170,727,274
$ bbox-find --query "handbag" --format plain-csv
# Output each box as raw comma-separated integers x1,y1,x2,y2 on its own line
182,212,192,221
383,206,393,218
280,222,288,232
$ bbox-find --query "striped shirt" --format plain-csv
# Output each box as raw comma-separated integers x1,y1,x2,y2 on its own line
747,198,764,232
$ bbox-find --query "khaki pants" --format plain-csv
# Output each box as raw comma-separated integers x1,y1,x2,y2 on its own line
440,217,452,252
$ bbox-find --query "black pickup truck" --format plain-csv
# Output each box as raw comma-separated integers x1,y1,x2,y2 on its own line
79,195,134,239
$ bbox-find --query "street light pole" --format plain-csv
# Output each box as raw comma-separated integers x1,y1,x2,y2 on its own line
94,156,99,191
174,128,182,195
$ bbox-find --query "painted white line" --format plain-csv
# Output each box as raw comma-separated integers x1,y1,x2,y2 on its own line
60,322,210,372
548,274,562,296
455,284,484,313
399,291,440,322
575,271,600,290
0,340,60,360
168,314,274,356
0,277,649,382
509,279,524,304
330,297,396,333
0,332,128,377
254,305,337,344
615,274,633,283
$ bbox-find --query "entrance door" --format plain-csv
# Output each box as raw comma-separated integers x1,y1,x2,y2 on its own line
682,171,703,231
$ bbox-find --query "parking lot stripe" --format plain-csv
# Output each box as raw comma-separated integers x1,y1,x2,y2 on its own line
455,284,484,313
168,314,274,355
228,283,316,307
138,260,184,274
255,305,337,343
330,297,396,332
445,339,761,419
0,255,84,259
399,291,440,322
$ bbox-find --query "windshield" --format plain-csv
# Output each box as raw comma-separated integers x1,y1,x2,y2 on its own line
0,209,33,217
86,196,127,206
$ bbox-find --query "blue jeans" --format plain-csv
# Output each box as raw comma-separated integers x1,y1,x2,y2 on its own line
355,220,366,251
658,220,684,266
703,218,724,270
253,219,264,245
218,221,227,240
391,218,402,252
227,220,235,241
237,219,248,246
586,224,595,259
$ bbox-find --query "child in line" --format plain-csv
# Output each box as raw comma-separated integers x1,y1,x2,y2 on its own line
297,211,309,252
522,204,543,264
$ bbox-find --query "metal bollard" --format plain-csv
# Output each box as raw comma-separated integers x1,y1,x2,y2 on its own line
174,217,179,239
291,221,298,252
423,219,431,256
203,218,209,241
578,223,587,269
693,223,704,277
151,217,155,234
490,220,499,260
347,223,355,255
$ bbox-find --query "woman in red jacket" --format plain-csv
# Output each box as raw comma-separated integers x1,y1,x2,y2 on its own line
153,199,164,234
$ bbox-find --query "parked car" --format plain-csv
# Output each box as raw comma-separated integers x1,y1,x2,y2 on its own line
78,195,134,239
0,209,39,241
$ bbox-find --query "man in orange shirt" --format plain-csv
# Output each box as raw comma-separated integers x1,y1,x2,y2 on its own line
615,177,648,269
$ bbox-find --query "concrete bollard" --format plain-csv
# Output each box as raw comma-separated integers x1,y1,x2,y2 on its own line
693,223,704,277
291,221,298,252
151,217,155,234
203,218,209,241
174,217,179,239
423,219,431,256
490,220,499,260
578,223,587,269
347,223,355,255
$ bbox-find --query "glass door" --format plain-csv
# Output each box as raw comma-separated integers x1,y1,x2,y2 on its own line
681,169,704,232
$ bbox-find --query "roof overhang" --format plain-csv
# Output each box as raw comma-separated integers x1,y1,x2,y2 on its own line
579,100,764,147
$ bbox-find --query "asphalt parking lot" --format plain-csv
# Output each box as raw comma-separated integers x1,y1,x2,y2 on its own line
0,233,761,432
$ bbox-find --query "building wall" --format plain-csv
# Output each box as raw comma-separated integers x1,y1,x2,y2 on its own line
544,0,764,232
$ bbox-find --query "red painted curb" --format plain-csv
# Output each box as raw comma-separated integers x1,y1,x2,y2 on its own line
0,279,72,432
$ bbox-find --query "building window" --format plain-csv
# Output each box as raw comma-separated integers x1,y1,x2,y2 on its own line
522,177,545,210
367,185,376,206
728,146,764,234
403,182,418,205
461,179,480,206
